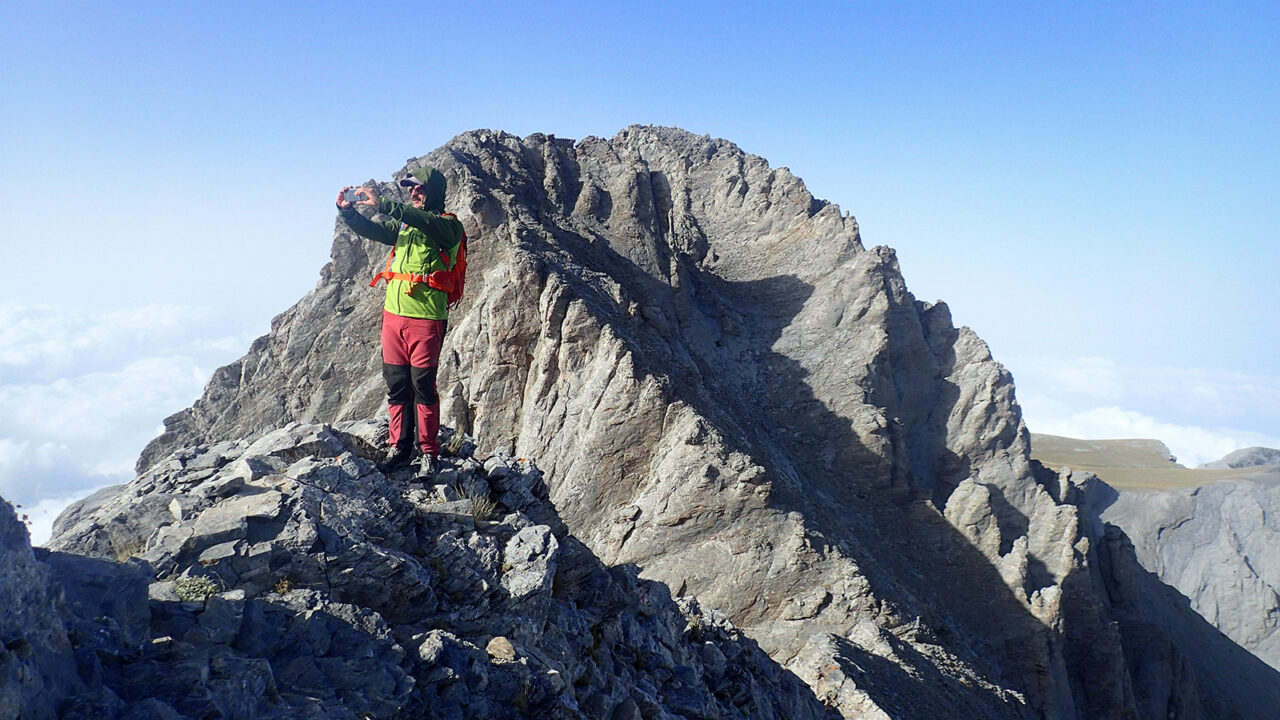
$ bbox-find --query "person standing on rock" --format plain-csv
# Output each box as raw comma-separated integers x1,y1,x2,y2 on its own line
335,167,464,478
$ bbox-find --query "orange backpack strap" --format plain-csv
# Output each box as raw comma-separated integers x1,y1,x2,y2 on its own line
368,244,396,286
368,246,422,294
436,213,462,270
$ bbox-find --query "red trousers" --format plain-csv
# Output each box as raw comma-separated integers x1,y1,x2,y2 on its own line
380,310,447,455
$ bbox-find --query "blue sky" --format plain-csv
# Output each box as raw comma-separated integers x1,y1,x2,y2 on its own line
2,1,1278,542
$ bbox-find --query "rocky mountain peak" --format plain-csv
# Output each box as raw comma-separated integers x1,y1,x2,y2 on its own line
10,127,1278,718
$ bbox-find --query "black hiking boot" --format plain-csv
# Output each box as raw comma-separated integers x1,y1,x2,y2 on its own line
379,445,415,472
415,453,439,481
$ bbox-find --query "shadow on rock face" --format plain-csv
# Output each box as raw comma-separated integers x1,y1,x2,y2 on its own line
465,190,1111,716
1091,514,1280,719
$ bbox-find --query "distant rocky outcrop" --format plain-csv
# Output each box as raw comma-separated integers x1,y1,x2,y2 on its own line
57,125,1272,718
1199,446,1280,470
1068,467,1280,720
1093,469,1280,672
1031,434,1182,469
1032,435,1280,674
10,422,837,719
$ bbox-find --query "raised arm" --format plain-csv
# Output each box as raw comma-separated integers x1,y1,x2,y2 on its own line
335,186,397,246
377,197,464,250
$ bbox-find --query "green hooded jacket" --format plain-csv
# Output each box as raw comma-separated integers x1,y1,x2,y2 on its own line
339,167,464,320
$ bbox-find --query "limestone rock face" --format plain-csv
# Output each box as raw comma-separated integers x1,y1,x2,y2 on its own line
124,127,1277,718
1069,469,1280,719
1097,472,1280,671
26,422,835,719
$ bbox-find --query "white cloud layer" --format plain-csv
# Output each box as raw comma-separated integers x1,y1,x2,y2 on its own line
1017,403,1280,468
0,303,257,524
15,488,111,548
1008,355,1280,467
0,354,208,505
1,304,168,359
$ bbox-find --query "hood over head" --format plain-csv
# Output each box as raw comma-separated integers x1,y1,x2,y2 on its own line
400,167,447,213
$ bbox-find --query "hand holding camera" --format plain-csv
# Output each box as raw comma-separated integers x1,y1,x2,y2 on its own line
337,186,376,208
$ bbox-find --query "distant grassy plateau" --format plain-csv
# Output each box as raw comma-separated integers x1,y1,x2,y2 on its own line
1029,434,1280,491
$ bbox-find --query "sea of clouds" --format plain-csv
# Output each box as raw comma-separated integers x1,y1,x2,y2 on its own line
0,303,258,545
1006,355,1280,467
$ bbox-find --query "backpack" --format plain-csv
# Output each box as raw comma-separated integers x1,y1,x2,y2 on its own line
369,212,468,309
427,213,468,309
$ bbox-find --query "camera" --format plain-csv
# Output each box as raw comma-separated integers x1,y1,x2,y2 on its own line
343,187,365,203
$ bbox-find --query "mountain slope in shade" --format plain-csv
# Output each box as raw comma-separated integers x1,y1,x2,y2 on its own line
1033,432,1280,673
